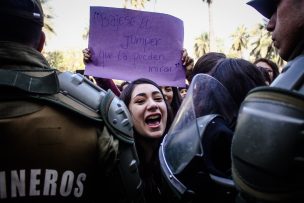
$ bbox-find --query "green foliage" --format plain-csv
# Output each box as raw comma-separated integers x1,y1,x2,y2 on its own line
194,33,210,59
249,23,284,66
43,49,85,72
41,0,55,36
201,0,215,51
202,0,213,4
194,2,284,67
193,23,285,67
82,27,89,40
124,0,151,9
231,25,249,53
44,51,63,68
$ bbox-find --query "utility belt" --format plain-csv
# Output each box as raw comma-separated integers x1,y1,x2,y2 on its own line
0,69,143,201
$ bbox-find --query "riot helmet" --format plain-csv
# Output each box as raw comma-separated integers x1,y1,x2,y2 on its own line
231,56,304,202
159,74,237,201
247,0,278,19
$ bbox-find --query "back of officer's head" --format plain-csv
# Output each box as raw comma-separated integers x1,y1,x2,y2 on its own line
0,0,44,48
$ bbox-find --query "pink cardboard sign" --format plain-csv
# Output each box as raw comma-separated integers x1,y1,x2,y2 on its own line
85,6,185,87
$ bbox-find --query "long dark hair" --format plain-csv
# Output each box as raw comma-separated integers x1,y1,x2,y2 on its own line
254,58,280,81
190,52,226,82
120,78,173,202
170,87,182,118
210,58,266,110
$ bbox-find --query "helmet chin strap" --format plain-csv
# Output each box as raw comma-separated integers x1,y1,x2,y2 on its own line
287,39,304,61
37,30,45,52
271,55,304,94
209,174,235,188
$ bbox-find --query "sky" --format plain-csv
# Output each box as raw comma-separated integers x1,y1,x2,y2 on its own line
44,0,265,57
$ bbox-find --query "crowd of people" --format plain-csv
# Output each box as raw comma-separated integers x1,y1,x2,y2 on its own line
0,0,303,203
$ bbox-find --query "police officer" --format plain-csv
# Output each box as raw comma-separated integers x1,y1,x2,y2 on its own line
231,0,304,202
0,0,142,202
159,74,238,203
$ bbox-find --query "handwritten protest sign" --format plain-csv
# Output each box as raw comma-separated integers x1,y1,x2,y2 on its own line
85,6,185,87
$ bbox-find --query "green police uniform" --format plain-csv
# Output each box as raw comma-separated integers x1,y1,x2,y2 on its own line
231,1,304,202
0,0,142,202
0,41,121,202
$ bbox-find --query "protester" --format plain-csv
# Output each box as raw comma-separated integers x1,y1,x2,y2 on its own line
160,49,192,117
120,78,173,203
256,65,272,85
199,58,266,177
183,49,195,82
253,57,280,83
83,47,192,117
82,48,121,96
161,86,174,104
0,0,142,202
119,80,130,91
188,52,226,83
82,48,192,97
161,86,182,118
159,58,266,203
178,84,189,99
231,0,304,202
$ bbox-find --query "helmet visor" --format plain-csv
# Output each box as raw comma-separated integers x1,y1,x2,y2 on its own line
161,74,237,174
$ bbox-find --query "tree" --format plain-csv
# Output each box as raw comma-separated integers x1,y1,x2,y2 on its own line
44,51,64,68
123,0,151,9
194,33,210,59
82,27,89,40
249,23,284,66
41,0,55,36
202,0,215,51
230,25,249,58
44,50,85,72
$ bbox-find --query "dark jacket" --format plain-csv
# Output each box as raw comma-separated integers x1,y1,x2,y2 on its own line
203,116,234,178
135,136,169,203
196,116,236,203
0,41,120,202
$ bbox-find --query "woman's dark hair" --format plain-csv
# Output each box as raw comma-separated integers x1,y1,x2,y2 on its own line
170,87,182,117
119,81,130,91
209,58,266,109
257,66,272,85
120,78,173,135
253,58,280,81
190,52,226,82
120,78,173,201
178,84,189,91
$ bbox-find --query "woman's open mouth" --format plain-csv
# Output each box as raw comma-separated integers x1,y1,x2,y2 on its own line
145,114,162,128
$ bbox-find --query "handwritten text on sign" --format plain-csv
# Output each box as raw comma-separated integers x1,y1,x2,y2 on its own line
85,7,185,87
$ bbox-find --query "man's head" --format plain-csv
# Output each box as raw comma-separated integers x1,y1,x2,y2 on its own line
0,0,45,51
248,0,304,61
